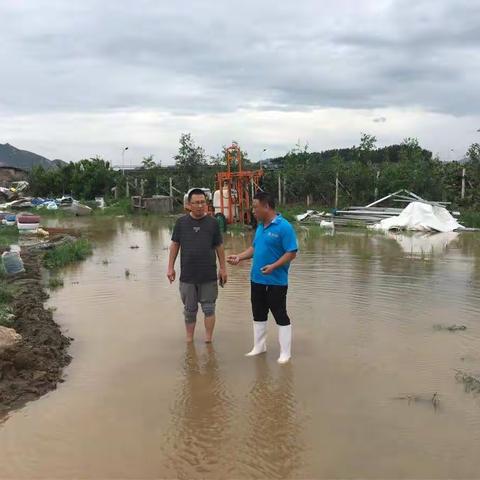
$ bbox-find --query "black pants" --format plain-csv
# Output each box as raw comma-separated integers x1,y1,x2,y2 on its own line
251,282,291,326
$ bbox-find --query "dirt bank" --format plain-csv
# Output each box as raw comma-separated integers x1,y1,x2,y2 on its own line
0,250,71,418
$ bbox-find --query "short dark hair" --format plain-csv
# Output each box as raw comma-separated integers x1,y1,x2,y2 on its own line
254,191,275,209
188,188,206,202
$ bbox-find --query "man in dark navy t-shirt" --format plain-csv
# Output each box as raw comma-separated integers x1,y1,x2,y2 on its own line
167,189,227,343
228,191,298,364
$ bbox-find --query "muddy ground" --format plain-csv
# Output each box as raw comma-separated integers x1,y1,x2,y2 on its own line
0,250,71,418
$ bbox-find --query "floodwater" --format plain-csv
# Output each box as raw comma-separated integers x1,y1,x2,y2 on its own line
1,217,480,479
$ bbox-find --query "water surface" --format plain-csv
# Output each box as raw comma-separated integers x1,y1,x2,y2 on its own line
1,218,479,478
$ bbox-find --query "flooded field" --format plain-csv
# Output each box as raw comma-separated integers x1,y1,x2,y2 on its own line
1,217,480,478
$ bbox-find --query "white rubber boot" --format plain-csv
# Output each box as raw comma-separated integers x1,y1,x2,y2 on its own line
245,321,267,356
277,324,292,364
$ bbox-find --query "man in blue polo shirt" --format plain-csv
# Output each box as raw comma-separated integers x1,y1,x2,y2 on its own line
227,191,298,364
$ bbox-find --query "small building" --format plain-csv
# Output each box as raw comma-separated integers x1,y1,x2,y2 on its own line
131,195,173,214
0,166,28,186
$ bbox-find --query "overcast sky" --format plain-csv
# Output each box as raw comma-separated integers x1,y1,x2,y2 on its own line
0,0,479,165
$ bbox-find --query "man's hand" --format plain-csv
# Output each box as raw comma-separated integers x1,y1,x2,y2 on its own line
227,254,241,265
167,268,176,284
219,268,228,286
261,264,276,275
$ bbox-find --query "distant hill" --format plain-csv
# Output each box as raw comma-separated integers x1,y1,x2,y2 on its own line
51,158,68,168
0,143,63,170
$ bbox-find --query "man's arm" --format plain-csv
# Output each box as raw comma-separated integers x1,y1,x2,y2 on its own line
227,246,254,265
167,241,180,283
216,244,227,285
260,251,296,275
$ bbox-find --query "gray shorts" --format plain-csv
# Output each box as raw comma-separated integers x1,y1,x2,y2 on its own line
179,281,218,323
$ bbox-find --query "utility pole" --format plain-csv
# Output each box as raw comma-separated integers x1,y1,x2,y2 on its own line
335,172,339,209
283,176,287,205
374,170,380,200
278,173,282,205
122,146,128,175
461,168,466,200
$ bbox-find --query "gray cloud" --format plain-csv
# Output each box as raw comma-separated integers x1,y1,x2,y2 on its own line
0,0,478,119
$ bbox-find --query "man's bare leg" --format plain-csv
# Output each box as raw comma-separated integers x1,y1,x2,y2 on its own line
185,321,196,343
204,315,216,343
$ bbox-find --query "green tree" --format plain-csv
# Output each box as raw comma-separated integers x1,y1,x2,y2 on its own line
174,133,207,191
142,155,157,169
359,133,377,152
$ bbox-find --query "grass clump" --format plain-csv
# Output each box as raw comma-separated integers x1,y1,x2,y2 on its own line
0,304,14,327
0,280,16,327
43,238,93,269
48,277,64,289
0,225,19,248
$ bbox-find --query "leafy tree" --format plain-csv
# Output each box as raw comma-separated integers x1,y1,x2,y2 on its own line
174,133,207,190
359,133,377,152
142,155,157,169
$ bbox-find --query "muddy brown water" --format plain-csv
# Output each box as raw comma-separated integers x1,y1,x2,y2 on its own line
1,217,480,479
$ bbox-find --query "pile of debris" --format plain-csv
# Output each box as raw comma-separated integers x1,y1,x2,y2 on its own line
0,181,93,216
296,190,468,233
1,196,92,216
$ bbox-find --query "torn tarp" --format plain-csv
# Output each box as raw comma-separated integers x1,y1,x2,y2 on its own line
370,201,464,233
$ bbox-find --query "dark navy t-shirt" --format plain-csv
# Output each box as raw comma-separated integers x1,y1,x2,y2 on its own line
171,214,223,284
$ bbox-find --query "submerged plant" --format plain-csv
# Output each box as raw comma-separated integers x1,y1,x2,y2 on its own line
48,277,64,289
434,324,467,332
455,370,480,394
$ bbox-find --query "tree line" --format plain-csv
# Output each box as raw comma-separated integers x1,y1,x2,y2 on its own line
27,132,480,211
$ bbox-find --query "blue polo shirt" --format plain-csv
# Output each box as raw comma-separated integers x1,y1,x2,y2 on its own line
251,214,298,286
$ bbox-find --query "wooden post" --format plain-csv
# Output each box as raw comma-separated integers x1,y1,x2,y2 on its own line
461,168,466,200
278,173,282,205
335,172,339,209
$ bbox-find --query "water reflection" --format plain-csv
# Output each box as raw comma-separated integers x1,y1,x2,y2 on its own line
163,344,234,479
239,359,304,479
387,231,459,256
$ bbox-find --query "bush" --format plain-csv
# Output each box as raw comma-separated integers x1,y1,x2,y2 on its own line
459,210,480,228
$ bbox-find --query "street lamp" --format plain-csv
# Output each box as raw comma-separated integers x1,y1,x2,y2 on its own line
259,148,267,168
122,146,129,175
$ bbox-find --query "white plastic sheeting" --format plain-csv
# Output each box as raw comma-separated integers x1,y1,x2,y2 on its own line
370,201,464,232
296,210,322,221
